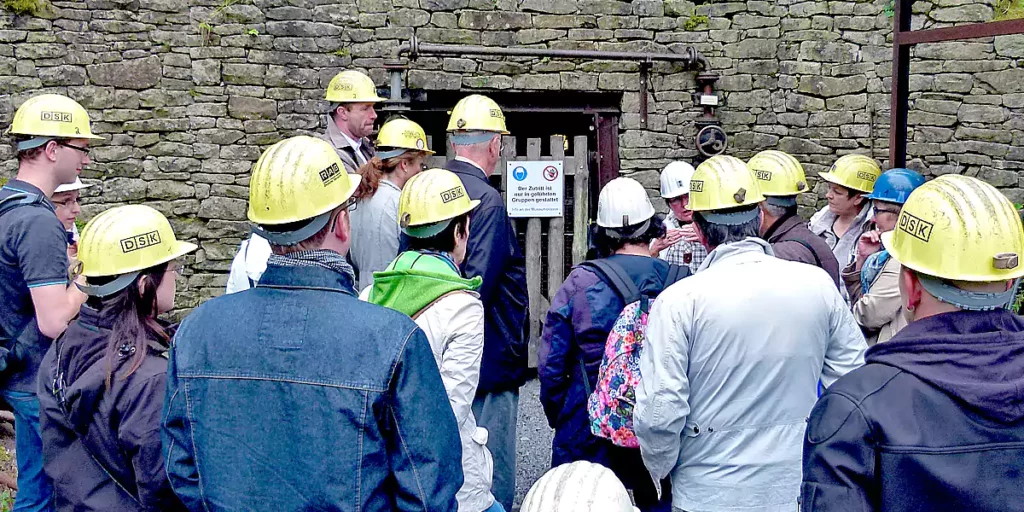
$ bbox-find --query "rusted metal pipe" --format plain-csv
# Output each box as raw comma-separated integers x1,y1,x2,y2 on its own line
396,34,707,69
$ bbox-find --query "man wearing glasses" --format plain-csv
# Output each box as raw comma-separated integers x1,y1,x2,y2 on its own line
0,94,100,512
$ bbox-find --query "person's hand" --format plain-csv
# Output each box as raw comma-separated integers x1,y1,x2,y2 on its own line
855,230,882,271
67,242,78,260
677,224,701,243
650,229,685,254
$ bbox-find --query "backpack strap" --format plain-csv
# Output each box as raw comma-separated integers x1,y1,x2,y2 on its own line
664,263,690,287
0,192,44,218
579,259,641,304
789,239,823,267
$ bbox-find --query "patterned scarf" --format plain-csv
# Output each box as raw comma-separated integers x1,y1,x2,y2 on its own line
267,249,356,285
860,250,891,294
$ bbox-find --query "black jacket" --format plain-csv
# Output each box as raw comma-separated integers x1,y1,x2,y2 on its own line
446,159,529,394
37,306,185,512
802,309,1024,511
764,212,841,288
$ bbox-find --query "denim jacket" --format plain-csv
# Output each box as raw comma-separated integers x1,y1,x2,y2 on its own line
162,263,463,511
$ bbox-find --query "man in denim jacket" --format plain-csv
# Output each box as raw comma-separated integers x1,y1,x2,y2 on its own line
162,136,463,511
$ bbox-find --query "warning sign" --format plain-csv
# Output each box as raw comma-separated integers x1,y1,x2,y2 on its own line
507,160,564,218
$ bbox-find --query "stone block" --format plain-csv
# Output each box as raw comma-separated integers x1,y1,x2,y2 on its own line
559,72,599,90
778,136,832,154
38,65,87,86
458,11,532,30
222,63,267,86
995,34,1024,59
958,104,1007,123
908,111,957,127
462,75,514,89
417,28,481,44
266,6,313,20
198,196,248,220
732,14,779,29
148,180,195,200
421,0,471,10
520,0,577,14
977,69,1024,94
265,66,319,88
517,28,565,44
408,70,462,89
956,126,1013,144
913,126,954,143
663,0,695,16
826,94,868,111
579,0,632,15
724,39,777,59
534,15,597,28
728,90,771,109
390,8,431,26
597,16,638,29
123,119,190,132
514,74,561,90
598,72,639,91
482,61,530,74
930,5,993,23
87,56,162,89
568,28,614,40
442,58,478,73
914,98,960,115
227,96,277,120
718,75,753,92
785,94,826,112
798,41,859,63
797,75,867,98
932,73,973,93
915,42,990,61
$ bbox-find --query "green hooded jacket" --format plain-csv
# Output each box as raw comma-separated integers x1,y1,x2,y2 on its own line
366,251,482,317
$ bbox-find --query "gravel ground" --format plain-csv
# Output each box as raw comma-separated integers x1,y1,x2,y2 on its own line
513,377,555,509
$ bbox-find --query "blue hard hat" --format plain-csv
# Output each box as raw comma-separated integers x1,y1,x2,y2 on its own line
865,168,926,205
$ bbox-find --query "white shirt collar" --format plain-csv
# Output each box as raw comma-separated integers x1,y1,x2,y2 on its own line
454,156,487,173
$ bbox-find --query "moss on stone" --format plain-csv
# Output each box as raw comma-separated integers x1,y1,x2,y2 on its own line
2,0,41,15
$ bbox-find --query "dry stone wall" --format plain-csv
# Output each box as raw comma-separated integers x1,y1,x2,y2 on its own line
0,0,1021,310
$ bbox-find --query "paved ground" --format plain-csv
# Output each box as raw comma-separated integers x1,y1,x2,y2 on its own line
513,377,555,508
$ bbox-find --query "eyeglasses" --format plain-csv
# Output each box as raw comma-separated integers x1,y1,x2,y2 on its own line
874,208,901,216
51,197,80,208
56,141,90,156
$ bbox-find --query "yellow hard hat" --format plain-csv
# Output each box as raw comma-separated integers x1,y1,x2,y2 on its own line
77,205,197,296
689,155,765,220
8,94,103,150
883,174,1024,282
325,70,384,103
446,94,510,139
248,136,361,245
398,168,480,238
748,150,807,206
818,154,881,193
375,118,435,159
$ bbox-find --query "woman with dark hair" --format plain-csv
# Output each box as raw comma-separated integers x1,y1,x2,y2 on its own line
349,117,434,290
37,204,196,511
540,178,686,512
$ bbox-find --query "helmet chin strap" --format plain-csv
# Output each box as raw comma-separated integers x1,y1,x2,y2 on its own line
77,271,140,298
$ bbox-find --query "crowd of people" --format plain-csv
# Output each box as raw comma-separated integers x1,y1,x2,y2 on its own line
1,67,1023,512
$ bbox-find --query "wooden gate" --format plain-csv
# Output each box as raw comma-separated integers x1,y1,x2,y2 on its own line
424,135,591,367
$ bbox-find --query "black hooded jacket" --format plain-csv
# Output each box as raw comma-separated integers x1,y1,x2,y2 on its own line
37,305,185,512
801,309,1024,511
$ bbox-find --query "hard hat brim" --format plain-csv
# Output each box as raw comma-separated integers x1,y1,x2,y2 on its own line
329,95,386,103
660,190,689,199
882,230,1024,282
818,172,872,193
402,198,481,237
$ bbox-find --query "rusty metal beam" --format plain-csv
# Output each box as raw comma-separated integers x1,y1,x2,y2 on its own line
889,0,912,167
897,17,1024,46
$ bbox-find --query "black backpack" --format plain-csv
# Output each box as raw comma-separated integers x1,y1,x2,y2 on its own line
0,191,47,374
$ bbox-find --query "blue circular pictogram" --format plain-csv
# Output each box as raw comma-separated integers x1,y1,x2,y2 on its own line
512,166,528,181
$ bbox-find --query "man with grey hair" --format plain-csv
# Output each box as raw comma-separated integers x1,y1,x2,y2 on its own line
635,155,865,512
444,94,528,511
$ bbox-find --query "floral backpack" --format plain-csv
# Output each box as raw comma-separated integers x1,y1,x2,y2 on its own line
580,259,688,448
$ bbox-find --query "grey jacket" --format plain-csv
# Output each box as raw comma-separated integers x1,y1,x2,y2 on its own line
635,238,866,511
319,118,375,173
349,179,402,291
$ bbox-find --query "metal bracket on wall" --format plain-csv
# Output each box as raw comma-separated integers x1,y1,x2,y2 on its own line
639,60,652,129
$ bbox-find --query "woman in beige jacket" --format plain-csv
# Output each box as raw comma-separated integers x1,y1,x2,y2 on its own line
842,168,925,345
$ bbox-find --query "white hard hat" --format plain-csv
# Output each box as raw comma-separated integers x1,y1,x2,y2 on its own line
597,177,655,229
54,178,92,193
521,461,639,512
659,161,696,199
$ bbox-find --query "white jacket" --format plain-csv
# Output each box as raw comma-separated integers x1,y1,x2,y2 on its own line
225,234,271,294
359,288,495,512
635,238,866,512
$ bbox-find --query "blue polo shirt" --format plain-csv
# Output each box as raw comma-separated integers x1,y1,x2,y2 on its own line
0,179,69,392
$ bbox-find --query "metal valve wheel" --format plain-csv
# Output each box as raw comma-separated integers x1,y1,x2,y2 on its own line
696,124,728,157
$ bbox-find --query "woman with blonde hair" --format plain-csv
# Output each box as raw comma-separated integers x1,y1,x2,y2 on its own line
349,117,434,290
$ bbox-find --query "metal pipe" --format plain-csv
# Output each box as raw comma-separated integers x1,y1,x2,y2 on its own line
397,35,706,68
